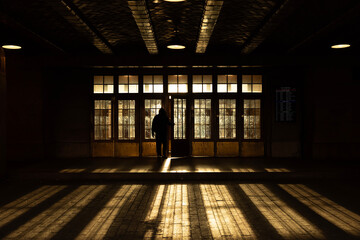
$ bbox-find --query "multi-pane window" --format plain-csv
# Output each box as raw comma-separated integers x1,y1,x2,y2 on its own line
145,99,162,139
168,75,188,93
219,99,236,139
143,75,163,93
244,99,261,139
118,75,139,93
242,75,262,93
194,99,211,139
174,98,186,139
118,100,135,140
217,75,237,93
94,100,112,140
94,75,114,94
193,75,212,93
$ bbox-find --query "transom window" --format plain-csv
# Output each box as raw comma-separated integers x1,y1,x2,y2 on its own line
118,75,139,93
168,75,188,93
193,75,213,93
194,99,211,139
118,100,135,140
94,100,112,140
219,99,236,139
244,99,261,139
94,75,114,94
145,99,162,139
242,75,262,93
143,75,163,93
217,75,237,93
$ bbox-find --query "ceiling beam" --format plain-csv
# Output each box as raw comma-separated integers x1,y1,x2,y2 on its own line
48,0,113,54
128,1,158,54
241,0,301,55
196,0,223,54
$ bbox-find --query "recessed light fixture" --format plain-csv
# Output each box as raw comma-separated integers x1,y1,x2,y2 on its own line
2,45,22,50
167,44,186,49
331,44,351,49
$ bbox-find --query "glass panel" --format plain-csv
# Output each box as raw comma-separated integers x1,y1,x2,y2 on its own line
118,100,136,140
119,85,128,93
178,75,187,84
154,75,163,83
227,75,237,83
219,99,236,139
253,84,262,93
94,76,103,84
194,99,211,139
145,99,162,139
143,75,153,83
203,84,213,92
154,84,163,93
203,75,212,83
129,84,138,93
104,76,113,84
243,99,261,139
217,75,227,83
228,84,237,93
168,84,178,93
253,75,262,83
104,85,113,93
94,100,112,140
242,84,251,93
144,84,153,93
174,98,186,139
94,85,103,94
217,84,227,92
193,84,202,93
242,75,252,83
193,75,202,83
118,75,128,84
168,75,177,84
129,75,138,84
178,84,188,93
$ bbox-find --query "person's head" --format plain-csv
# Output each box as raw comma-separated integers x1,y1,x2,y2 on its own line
159,108,166,116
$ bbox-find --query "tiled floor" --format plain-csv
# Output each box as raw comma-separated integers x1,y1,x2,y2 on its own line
0,180,360,239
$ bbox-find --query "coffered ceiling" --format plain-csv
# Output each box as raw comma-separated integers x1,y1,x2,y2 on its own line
1,0,359,57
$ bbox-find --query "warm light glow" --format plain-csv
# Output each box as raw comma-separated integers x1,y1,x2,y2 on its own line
165,0,186,2
2,45,22,49
167,44,186,49
280,184,360,237
331,44,351,49
161,157,171,172
241,184,324,239
76,185,139,239
5,185,105,239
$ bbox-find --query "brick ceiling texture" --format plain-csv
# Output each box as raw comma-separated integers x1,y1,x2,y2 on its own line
1,0,359,56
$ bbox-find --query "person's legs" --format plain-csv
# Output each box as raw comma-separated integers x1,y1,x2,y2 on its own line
162,138,168,158
156,137,161,157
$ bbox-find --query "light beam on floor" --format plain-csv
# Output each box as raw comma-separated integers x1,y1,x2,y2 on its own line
4,185,105,239
240,184,325,239
0,186,66,228
279,184,360,237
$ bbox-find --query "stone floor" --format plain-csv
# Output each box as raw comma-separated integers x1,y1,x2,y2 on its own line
1,158,360,239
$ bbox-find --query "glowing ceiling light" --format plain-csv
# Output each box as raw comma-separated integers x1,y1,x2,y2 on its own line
2,45,22,50
167,44,186,49
331,44,351,49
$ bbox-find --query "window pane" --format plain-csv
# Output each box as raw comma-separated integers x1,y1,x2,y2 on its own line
244,99,261,139
145,99,162,139
94,100,112,140
253,84,262,93
94,76,103,84
193,84,202,93
143,75,153,83
104,85,113,93
174,98,186,139
242,75,252,83
144,84,153,93
129,75,138,84
154,84,163,93
193,75,202,83
218,75,227,83
104,76,113,84
203,75,212,83
228,75,237,83
118,75,128,84
242,84,251,93
119,85,128,93
219,99,236,139
218,84,227,92
129,84,138,93
228,84,237,93
118,100,136,140
194,99,211,139
168,84,178,93
242,75,262,93
154,75,163,84
94,85,103,93
253,75,262,83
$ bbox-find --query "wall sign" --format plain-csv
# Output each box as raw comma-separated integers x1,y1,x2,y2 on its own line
276,87,296,122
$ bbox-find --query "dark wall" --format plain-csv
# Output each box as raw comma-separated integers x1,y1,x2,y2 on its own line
267,67,303,158
0,49,6,175
6,55,44,162
304,66,360,161
44,68,91,158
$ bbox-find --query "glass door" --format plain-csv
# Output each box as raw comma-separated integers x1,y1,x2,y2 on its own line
171,98,190,156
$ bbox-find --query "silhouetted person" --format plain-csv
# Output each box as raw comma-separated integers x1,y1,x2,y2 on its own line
152,108,173,158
